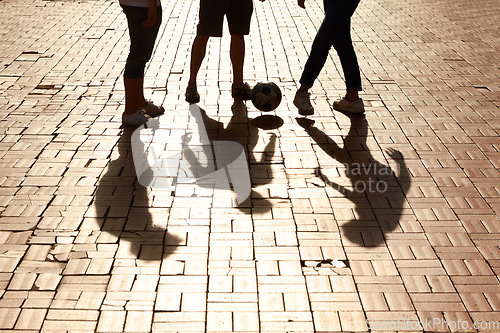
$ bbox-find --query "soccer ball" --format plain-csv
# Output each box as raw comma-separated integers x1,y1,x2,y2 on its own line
251,82,282,112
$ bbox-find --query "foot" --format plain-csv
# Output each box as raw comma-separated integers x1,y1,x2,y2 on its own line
142,100,164,117
185,83,200,104
231,82,252,100
293,91,314,115
333,96,365,114
122,109,150,127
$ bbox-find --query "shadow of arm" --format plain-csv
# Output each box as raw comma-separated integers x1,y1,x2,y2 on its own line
315,167,351,195
387,148,411,193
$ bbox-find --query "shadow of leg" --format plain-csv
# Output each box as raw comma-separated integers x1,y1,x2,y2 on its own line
92,127,182,260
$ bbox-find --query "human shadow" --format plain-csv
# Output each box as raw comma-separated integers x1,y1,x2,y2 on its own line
185,100,282,213
92,127,182,260
297,113,411,247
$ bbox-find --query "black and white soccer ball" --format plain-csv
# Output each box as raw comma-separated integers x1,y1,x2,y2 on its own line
251,82,282,112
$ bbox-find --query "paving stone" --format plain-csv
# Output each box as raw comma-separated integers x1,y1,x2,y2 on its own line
124,311,153,332
14,308,47,330
96,310,126,332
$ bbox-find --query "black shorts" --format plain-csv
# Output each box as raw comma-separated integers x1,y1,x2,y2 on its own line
197,0,253,37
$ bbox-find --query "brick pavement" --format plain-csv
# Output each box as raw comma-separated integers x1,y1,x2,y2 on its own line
0,0,499,331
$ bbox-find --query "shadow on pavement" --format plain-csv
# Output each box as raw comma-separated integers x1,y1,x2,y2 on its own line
92,128,182,260
297,113,411,247
191,100,283,214
92,101,283,260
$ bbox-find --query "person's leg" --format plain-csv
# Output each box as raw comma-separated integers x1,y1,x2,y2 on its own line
188,35,210,85
186,35,209,103
329,0,361,100
295,0,337,114
229,35,251,99
122,5,162,115
345,90,359,102
186,0,224,103
226,0,252,99
327,0,364,112
230,34,245,86
297,83,310,94
298,0,339,90
299,0,360,89
229,32,252,98
191,0,226,85
124,77,145,115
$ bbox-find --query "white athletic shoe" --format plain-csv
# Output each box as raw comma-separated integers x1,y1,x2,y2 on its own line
333,97,365,114
143,100,164,117
294,91,314,116
122,109,150,127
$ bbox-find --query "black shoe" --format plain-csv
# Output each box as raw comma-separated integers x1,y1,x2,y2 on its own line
231,82,252,100
185,83,200,104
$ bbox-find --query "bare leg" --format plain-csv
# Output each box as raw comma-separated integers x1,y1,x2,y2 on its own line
124,76,147,115
230,34,245,86
297,83,311,94
188,35,210,85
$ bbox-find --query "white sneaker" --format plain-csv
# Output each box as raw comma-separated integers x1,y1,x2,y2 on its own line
294,91,314,115
122,109,150,127
333,97,365,114
143,100,164,117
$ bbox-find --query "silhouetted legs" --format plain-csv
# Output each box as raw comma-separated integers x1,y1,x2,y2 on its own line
188,34,246,88
299,0,362,98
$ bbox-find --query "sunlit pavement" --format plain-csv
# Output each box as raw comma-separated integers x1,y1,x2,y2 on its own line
0,0,499,331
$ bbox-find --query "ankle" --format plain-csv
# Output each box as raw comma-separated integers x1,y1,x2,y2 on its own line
297,87,309,94
345,92,359,102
